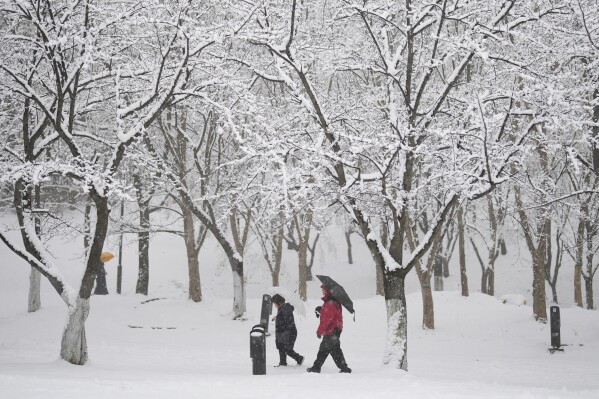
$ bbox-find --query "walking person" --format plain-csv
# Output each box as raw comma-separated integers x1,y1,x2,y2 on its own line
272,294,304,367
307,285,351,373
94,252,114,295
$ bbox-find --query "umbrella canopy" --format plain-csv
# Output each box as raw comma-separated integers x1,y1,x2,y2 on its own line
100,252,114,263
316,275,354,314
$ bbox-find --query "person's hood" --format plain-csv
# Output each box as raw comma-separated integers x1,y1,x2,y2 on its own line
321,284,332,300
280,303,294,312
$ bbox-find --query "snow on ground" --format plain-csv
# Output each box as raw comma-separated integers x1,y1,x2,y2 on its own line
0,216,598,398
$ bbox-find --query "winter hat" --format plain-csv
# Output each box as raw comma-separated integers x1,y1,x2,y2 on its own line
321,285,331,297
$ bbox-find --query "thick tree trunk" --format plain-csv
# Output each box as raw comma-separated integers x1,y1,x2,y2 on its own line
419,272,434,329
183,206,202,302
375,255,385,296
61,194,111,365
457,207,469,297
136,203,150,295
488,269,495,296
60,297,90,365
584,276,594,310
28,268,41,312
532,248,548,322
28,185,42,312
231,257,246,318
481,268,489,295
382,272,408,370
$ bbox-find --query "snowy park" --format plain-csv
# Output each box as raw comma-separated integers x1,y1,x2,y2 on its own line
1,1,599,398
1,225,599,399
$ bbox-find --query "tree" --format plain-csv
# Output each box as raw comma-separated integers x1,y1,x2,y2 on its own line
239,0,560,370
0,0,230,363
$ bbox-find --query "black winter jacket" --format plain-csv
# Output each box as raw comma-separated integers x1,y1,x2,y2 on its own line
275,303,298,351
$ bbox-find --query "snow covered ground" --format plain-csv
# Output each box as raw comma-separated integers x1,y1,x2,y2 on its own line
1,221,598,398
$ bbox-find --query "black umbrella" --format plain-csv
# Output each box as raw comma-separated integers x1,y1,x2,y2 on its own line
316,275,354,314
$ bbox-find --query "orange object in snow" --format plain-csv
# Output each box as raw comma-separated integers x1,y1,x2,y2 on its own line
100,252,115,263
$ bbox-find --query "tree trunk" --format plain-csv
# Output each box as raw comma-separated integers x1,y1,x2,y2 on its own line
271,272,279,287
28,269,41,312
298,237,309,301
60,297,90,365
136,202,150,295
28,185,42,312
574,219,585,307
488,268,495,296
584,276,594,310
83,199,92,258
182,206,202,302
382,271,408,370
433,259,443,292
532,247,548,322
457,206,469,297
481,268,489,295
62,195,111,365
306,232,319,281
345,231,353,264
419,271,434,329
375,256,385,296
232,257,246,318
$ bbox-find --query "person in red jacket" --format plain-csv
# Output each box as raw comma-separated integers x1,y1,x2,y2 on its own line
307,285,351,373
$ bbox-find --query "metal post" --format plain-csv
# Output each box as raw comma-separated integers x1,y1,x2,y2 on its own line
550,305,561,349
250,324,266,375
260,294,272,334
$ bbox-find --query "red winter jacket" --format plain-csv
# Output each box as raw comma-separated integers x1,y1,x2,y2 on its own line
317,285,343,336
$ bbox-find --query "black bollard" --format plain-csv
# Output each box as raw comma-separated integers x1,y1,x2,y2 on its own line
550,305,561,349
250,324,266,375
259,294,272,334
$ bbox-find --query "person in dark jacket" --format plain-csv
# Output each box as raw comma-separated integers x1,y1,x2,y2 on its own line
94,252,113,295
94,261,109,295
307,285,351,373
272,294,304,366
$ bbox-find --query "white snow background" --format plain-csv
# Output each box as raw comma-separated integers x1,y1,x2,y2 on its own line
1,213,598,399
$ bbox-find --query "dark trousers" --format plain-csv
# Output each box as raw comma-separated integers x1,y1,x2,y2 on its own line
311,333,348,370
279,348,302,365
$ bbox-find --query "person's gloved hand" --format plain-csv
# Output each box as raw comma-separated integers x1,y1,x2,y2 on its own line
317,333,321,339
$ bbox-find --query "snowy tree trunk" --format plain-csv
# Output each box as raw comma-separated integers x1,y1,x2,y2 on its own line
298,237,309,301
433,259,443,292
457,206,469,297
231,257,246,318
135,199,150,295
584,275,594,310
28,185,42,312
382,272,408,370
374,255,386,296
574,219,585,307
345,231,353,265
60,297,90,365
532,245,548,322
421,273,434,329
28,268,41,313
306,232,319,282
584,226,595,310
183,206,202,302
